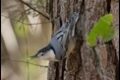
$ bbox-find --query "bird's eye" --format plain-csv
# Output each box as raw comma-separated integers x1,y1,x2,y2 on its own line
41,53,44,56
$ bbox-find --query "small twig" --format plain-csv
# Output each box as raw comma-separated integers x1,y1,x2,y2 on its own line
1,14,51,25
14,59,48,68
17,9,30,22
19,0,50,20
1,58,48,68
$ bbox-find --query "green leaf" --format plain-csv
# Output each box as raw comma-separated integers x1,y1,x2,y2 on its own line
87,14,114,47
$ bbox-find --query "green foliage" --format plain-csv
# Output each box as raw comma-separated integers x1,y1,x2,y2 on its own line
14,19,29,38
87,14,114,47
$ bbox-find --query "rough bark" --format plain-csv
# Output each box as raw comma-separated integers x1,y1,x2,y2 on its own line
111,0,119,80
47,0,119,80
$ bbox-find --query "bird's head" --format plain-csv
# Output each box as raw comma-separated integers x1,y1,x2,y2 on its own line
31,45,56,61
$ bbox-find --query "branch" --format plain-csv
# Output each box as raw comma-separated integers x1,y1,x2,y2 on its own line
1,58,48,68
19,0,50,20
1,14,51,25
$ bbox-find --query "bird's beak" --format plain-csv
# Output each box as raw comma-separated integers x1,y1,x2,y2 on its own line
30,55,37,59
30,51,39,59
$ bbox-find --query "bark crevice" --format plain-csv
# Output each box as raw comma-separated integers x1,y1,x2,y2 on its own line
106,0,111,13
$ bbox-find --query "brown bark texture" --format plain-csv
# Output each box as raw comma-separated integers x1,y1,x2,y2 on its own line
47,0,119,80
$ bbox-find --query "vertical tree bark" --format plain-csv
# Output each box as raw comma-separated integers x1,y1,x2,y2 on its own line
47,0,119,80
111,0,119,80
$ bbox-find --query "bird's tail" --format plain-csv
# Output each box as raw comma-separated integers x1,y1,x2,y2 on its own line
68,12,79,37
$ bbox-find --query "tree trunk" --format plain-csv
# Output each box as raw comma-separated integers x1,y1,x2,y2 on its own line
47,0,119,80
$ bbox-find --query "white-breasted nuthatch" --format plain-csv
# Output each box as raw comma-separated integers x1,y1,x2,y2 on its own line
31,12,79,61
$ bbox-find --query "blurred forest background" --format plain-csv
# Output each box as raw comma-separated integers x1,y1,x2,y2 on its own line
1,0,119,80
1,0,52,80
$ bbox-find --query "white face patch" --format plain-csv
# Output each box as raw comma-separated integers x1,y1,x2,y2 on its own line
38,50,57,61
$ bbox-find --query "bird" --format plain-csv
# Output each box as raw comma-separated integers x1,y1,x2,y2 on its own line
31,12,79,61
